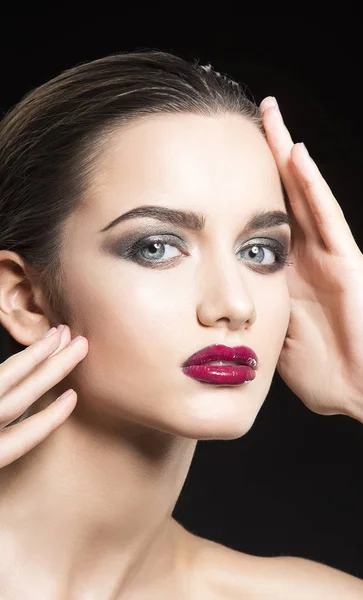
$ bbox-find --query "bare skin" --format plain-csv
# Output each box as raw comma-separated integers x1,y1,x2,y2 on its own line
189,530,363,599
0,335,362,598
0,113,362,599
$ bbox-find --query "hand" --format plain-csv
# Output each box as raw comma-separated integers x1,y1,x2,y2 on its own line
261,96,363,422
0,325,88,467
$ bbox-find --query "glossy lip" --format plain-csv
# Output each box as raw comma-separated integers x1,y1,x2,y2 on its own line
182,344,258,370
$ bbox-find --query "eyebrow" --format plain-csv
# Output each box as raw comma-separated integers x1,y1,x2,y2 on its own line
99,205,292,236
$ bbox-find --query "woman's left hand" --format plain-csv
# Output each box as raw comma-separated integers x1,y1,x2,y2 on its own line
261,96,363,423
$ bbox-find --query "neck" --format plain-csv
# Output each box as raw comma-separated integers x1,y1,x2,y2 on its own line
0,396,198,598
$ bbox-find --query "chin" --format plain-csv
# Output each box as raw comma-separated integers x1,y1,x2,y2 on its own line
147,389,264,441
156,414,259,441
185,412,260,441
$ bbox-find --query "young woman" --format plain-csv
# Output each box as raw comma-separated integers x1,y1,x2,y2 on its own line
0,51,362,599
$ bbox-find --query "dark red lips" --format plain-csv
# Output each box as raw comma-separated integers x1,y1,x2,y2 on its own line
182,344,258,369
181,344,258,385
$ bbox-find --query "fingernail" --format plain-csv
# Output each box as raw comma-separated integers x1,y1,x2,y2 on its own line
299,142,309,156
261,96,278,113
42,327,58,339
56,389,74,402
68,336,84,346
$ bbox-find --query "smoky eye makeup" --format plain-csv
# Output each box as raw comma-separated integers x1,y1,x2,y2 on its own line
104,227,185,255
101,224,292,273
103,224,291,254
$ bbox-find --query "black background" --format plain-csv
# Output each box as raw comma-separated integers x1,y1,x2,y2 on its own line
1,14,362,579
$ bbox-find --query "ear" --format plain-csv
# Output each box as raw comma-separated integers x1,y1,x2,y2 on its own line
0,250,52,347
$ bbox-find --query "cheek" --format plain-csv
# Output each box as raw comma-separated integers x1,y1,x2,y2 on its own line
66,269,194,421
70,268,189,370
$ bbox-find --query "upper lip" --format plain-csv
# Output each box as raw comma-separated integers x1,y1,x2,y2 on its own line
182,344,258,369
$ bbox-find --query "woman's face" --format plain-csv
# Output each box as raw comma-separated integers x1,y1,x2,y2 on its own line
61,113,292,440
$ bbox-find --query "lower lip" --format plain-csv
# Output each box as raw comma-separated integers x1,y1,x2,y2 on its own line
182,365,256,385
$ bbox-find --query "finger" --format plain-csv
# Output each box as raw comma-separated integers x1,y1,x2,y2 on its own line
0,326,63,397
260,98,295,184
49,324,72,358
260,96,278,113
261,101,322,244
0,336,88,427
291,143,361,257
0,389,77,468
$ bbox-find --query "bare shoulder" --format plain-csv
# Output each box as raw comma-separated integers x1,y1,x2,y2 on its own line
259,555,363,600
183,528,363,599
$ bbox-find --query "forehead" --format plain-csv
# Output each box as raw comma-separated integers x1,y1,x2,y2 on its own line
83,113,285,228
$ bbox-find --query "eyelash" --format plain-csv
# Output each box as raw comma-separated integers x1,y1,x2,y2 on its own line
122,235,293,272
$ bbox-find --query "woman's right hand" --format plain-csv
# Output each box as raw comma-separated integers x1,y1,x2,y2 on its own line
0,324,88,468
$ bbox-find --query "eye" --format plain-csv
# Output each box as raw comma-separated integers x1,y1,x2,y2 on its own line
239,241,291,272
138,240,180,261
240,243,278,265
122,235,186,268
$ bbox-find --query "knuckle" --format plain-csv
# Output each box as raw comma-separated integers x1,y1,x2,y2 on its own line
0,396,24,425
26,344,48,370
26,353,40,373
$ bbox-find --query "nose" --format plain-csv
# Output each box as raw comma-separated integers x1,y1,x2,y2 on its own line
196,255,256,331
